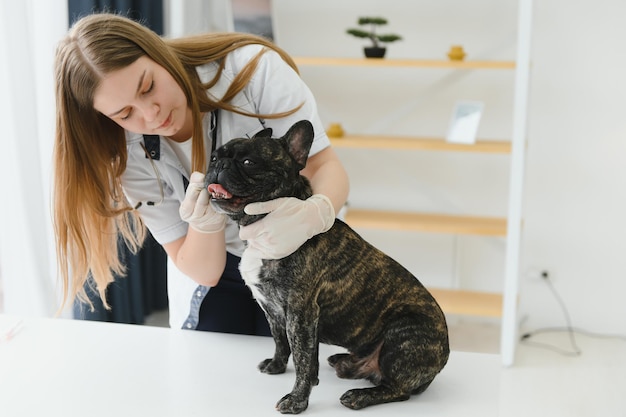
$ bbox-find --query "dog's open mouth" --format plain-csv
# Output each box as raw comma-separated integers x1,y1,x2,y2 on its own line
208,183,233,200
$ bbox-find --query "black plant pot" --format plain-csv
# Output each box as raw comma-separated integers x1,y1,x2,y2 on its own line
364,46,386,58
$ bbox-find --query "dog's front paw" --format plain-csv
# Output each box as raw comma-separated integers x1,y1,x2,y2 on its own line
276,393,308,414
258,358,287,374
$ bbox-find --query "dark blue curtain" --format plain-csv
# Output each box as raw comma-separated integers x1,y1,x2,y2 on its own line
69,0,168,324
68,0,163,33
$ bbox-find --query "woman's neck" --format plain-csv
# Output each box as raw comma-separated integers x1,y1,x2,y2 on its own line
168,107,194,143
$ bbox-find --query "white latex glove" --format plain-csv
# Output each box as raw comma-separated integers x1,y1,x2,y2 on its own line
239,194,335,259
179,172,226,233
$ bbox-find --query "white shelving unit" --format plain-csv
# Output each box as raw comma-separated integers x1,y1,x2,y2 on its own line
292,0,533,366
501,0,533,367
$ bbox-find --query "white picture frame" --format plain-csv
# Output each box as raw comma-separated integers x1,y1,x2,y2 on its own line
446,100,485,145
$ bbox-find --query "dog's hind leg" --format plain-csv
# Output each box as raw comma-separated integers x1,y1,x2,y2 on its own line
339,319,448,410
328,353,351,371
340,374,438,410
340,385,411,410
338,358,437,410
328,353,365,379
328,343,383,384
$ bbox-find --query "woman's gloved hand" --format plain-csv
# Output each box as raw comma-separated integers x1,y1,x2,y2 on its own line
179,172,226,233
239,194,335,259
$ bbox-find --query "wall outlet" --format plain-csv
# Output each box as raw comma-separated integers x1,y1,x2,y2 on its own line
525,268,550,281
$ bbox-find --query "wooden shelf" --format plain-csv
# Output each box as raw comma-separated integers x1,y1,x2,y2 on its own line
429,288,503,318
293,56,516,70
288,2,533,366
330,135,511,154
345,209,507,237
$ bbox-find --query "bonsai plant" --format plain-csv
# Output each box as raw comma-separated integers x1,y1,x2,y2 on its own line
346,17,402,58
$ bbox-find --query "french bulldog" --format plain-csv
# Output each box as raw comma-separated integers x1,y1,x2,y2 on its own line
205,120,449,414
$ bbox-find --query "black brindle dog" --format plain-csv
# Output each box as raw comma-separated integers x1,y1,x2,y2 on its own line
205,120,449,414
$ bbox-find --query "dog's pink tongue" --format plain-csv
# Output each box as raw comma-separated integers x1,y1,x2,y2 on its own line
207,183,232,199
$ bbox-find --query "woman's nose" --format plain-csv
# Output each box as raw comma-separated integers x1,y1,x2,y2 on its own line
141,102,159,122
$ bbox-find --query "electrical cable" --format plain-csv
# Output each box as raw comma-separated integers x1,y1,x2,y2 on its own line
519,274,626,357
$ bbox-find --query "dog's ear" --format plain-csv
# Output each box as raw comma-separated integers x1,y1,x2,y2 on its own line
283,120,314,170
252,127,273,139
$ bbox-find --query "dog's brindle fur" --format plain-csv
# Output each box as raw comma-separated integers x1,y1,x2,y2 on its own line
205,120,449,414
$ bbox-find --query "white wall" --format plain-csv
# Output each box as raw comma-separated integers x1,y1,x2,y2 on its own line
0,0,68,316
3,0,624,338
272,0,626,335
520,0,626,333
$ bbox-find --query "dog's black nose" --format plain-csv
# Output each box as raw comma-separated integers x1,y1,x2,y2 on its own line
215,160,232,183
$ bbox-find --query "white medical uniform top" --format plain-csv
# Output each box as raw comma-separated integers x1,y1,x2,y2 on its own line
121,44,330,329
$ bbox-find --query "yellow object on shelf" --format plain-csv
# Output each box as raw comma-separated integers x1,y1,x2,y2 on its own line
326,123,345,138
447,45,466,61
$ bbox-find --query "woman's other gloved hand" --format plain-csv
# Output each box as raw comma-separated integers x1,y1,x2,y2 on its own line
239,194,335,259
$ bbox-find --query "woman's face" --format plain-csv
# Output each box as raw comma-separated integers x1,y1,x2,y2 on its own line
93,56,192,142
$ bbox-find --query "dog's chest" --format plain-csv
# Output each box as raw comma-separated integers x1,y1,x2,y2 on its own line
238,249,288,312
239,250,266,302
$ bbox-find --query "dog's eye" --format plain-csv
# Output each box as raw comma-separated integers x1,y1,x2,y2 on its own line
243,159,255,166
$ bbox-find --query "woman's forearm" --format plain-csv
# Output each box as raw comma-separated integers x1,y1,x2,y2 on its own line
162,229,227,287
302,147,350,214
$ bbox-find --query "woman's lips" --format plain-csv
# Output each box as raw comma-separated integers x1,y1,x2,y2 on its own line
157,112,172,130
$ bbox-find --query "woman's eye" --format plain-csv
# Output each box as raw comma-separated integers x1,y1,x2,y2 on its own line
143,80,154,95
120,110,132,121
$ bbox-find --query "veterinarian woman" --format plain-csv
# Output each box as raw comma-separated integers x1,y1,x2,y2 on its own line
53,13,349,335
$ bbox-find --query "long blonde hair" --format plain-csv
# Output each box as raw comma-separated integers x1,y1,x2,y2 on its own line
53,13,300,310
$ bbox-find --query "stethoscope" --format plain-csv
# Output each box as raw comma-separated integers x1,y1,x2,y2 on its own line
134,110,265,210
